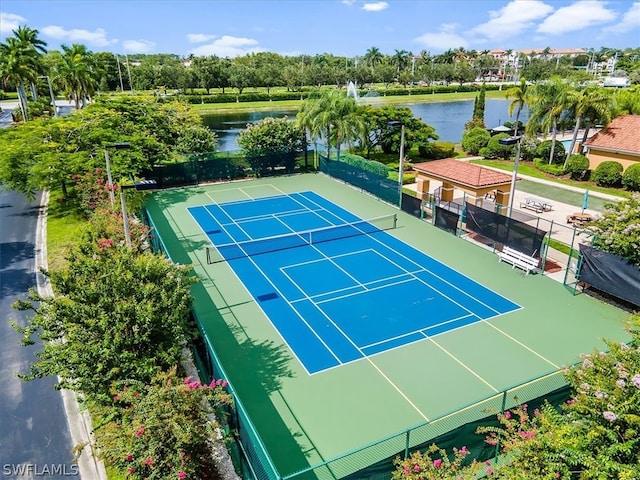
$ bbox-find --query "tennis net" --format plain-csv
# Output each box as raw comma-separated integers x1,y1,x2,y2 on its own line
206,213,397,264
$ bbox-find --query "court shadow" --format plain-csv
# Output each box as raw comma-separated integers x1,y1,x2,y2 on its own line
146,196,320,475
190,282,319,476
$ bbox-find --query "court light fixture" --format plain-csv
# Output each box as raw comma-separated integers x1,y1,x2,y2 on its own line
498,135,522,217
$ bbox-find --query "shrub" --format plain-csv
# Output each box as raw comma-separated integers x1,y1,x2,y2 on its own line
591,161,623,187
564,154,590,180
340,152,388,177
480,133,513,160
536,140,565,165
622,163,640,191
534,157,564,176
419,141,455,159
96,368,233,480
519,137,540,162
461,127,491,155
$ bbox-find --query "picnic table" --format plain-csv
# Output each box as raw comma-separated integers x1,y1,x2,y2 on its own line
520,197,553,213
566,212,593,227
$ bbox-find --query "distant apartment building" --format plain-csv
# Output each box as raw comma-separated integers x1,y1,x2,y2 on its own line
490,48,588,80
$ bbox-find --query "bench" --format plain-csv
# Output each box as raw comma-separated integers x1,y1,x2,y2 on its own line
497,246,540,275
520,197,552,213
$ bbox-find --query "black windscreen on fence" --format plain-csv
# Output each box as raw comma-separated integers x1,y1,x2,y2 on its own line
579,244,640,308
401,193,422,218
435,206,460,234
319,155,399,205
464,203,547,257
140,155,246,188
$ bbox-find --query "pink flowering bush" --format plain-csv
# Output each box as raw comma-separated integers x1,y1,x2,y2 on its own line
392,443,482,479
96,367,233,480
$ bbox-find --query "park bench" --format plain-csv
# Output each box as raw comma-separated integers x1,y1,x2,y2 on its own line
520,197,552,213
497,246,540,275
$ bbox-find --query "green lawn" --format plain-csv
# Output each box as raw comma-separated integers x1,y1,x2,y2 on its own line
190,90,507,113
46,192,88,272
471,159,631,200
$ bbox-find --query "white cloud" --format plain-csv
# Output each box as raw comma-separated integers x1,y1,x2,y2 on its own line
41,25,113,46
415,24,467,52
341,0,357,4
362,2,388,12
469,0,554,40
603,1,640,33
189,35,262,57
0,12,27,36
122,39,155,53
537,0,617,35
187,33,216,43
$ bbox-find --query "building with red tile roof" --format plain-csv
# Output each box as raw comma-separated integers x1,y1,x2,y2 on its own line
582,115,640,171
412,159,516,206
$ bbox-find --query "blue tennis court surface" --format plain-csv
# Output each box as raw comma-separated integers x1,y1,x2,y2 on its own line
189,191,521,374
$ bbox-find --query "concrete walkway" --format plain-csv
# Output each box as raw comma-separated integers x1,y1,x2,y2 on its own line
404,157,623,284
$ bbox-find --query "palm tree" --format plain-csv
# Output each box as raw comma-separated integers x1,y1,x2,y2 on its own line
0,25,47,121
526,76,571,164
12,26,47,99
505,78,529,136
297,89,364,161
53,44,98,109
363,46,383,74
391,49,410,73
563,84,612,167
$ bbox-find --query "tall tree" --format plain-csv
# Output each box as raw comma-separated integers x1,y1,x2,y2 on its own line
563,84,612,166
52,44,98,109
0,25,47,121
297,89,364,160
363,46,383,73
526,76,571,164
505,78,529,135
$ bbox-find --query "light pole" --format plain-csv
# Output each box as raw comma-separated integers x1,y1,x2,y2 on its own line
498,136,522,217
387,120,405,208
120,179,157,248
38,75,57,117
104,142,131,208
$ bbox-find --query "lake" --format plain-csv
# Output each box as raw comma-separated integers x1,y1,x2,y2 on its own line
201,98,528,152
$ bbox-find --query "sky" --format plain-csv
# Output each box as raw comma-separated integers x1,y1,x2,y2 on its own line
1,0,638,58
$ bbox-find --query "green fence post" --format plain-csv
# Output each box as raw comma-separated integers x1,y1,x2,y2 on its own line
495,390,508,459
404,430,410,459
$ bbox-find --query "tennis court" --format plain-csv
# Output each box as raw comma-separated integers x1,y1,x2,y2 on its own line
144,174,630,479
188,191,520,374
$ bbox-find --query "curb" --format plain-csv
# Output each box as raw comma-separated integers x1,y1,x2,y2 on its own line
35,191,108,480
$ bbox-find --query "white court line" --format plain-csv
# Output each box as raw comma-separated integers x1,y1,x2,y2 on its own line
272,208,430,420
289,191,515,393
314,277,415,304
362,313,477,350
205,187,253,203
204,204,254,241
202,210,343,373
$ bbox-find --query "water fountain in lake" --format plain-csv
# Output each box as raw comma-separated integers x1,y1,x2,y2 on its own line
346,81,359,100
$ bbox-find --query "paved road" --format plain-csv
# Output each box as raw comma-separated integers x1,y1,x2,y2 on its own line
0,190,80,479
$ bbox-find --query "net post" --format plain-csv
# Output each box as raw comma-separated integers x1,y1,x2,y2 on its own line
393,214,398,229
206,247,211,265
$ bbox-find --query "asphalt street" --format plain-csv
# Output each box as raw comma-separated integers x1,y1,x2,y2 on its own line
0,190,80,479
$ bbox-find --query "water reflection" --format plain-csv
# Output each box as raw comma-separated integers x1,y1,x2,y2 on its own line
201,99,528,152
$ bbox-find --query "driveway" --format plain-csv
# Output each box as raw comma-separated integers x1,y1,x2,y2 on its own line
0,190,81,478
